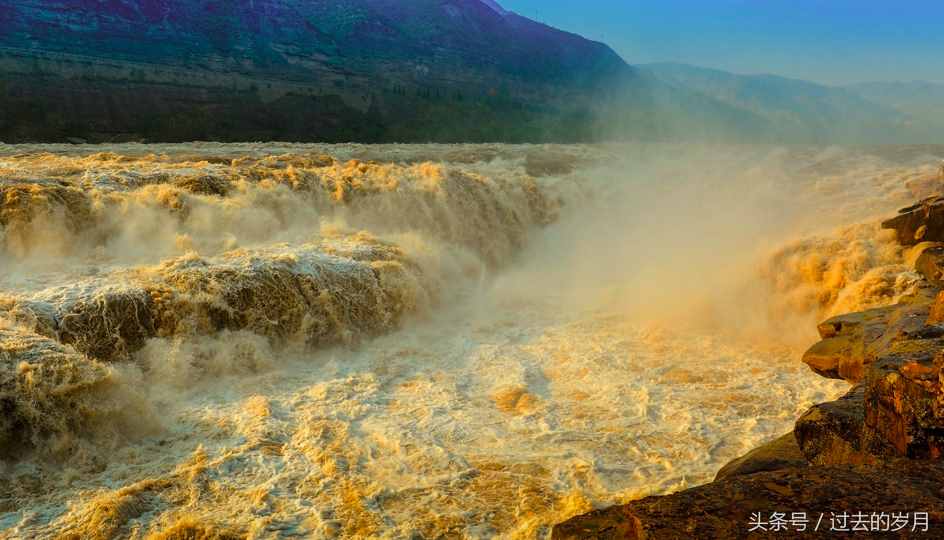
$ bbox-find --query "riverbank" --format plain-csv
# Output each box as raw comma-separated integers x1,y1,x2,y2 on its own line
553,194,944,538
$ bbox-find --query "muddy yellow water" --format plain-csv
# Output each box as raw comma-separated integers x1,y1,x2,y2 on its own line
1,143,942,538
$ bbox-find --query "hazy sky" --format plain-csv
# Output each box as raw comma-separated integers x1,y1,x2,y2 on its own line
499,0,944,85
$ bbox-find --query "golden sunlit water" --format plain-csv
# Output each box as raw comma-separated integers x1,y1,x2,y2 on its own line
2,143,941,538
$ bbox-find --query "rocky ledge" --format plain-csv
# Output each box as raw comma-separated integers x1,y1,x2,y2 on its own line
553,198,944,539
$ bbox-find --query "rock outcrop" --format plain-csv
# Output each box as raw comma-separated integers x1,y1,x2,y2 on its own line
713,432,807,480
800,283,938,385
794,385,879,465
882,196,944,246
913,242,944,285
553,461,944,539
554,194,944,538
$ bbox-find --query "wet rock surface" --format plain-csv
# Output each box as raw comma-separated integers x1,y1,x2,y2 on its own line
801,291,937,384
553,462,944,539
714,432,807,480
913,243,944,285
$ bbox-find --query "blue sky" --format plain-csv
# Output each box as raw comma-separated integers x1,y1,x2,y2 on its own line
499,0,944,85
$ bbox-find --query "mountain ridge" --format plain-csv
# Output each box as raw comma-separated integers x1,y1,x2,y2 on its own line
0,0,631,142
637,62,914,143
0,3,939,144
844,80,944,140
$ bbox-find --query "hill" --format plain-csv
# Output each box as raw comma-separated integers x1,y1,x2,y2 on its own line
0,0,629,142
638,63,911,144
0,3,936,144
845,80,944,142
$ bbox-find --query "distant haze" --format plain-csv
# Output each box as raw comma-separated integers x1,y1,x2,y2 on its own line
499,0,944,85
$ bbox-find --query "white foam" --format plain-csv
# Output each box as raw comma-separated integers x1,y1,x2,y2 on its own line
2,143,942,538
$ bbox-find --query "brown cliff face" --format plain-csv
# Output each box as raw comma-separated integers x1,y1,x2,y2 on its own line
792,201,944,463
882,196,944,246
866,346,944,459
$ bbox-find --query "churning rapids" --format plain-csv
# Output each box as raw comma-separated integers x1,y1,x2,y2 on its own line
1,142,943,539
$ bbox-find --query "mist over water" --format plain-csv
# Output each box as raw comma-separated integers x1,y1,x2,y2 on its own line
1,142,942,538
